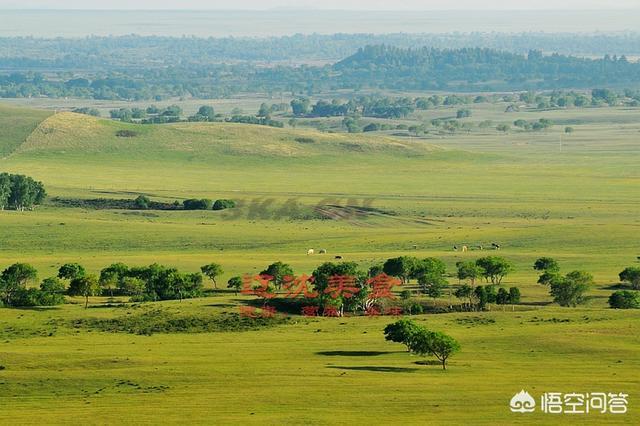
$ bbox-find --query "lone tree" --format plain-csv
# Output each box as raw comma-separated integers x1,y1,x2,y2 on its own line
383,319,422,352
261,261,294,289
619,267,640,290
550,271,593,307
68,274,101,308
409,329,461,370
227,276,243,295
200,263,223,289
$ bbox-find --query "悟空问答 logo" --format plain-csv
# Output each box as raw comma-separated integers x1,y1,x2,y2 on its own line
510,390,536,413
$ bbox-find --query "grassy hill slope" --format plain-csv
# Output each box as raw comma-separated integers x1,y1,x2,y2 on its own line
17,112,438,159
0,104,52,157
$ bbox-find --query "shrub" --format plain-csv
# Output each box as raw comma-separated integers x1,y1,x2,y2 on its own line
115,129,138,137
212,199,236,210
608,291,640,309
134,195,151,209
183,199,213,210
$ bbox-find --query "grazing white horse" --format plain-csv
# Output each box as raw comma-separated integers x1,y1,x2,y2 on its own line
461,245,468,253
307,249,315,255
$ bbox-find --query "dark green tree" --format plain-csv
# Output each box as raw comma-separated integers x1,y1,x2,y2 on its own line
0,263,38,306
608,291,640,309
619,267,640,290
58,263,86,281
227,276,243,295
408,329,461,370
383,319,422,351
550,271,593,307
476,256,513,285
383,256,418,284
260,261,294,289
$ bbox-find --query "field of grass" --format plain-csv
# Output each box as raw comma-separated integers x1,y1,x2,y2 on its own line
0,103,639,424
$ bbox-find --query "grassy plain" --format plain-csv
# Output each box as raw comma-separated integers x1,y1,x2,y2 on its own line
0,102,639,424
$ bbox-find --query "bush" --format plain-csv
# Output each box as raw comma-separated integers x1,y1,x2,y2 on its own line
115,130,138,137
134,195,151,209
183,199,213,210
363,123,381,132
212,199,236,210
608,291,640,309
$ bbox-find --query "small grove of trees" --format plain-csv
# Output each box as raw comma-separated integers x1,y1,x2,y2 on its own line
0,263,66,308
454,284,520,311
533,257,593,307
290,98,310,116
0,173,46,211
475,256,514,285
384,319,461,370
188,105,216,122
549,271,593,307
513,118,553,131
312,261,368,316
98,263,204,302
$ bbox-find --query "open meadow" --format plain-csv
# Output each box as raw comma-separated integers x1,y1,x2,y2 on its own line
0,102,639,424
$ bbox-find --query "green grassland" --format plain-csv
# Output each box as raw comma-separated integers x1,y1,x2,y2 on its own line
0,103,639,424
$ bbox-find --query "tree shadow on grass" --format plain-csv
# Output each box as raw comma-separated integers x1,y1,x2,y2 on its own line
204,303,237,308
518,301,553,307
414,360,441,366
317,350,396,357
602,283,627,291
327,365,419,373
14,306,63,311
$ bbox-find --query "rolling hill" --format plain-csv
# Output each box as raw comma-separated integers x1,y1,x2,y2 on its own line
5,111,438,161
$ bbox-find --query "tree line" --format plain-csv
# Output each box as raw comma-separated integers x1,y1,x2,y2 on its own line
0,261,223,308
6,45,640,101
2,256,637,310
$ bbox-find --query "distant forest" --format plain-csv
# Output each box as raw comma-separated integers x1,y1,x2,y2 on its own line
3,34,640,99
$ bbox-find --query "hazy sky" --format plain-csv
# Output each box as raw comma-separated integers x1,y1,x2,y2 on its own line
0,0,639,10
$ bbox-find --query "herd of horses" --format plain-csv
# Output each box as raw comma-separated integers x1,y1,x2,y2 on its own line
306,248,342,259
453,243,501,252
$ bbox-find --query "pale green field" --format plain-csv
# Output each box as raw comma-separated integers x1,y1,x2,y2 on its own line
0,103,639,424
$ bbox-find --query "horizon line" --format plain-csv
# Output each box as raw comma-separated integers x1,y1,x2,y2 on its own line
1,8,640,12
